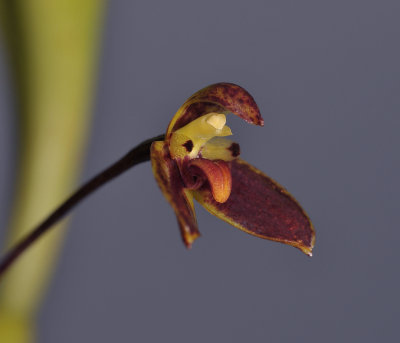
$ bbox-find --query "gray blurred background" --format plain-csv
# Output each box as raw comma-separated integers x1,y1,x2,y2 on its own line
1,0,399,342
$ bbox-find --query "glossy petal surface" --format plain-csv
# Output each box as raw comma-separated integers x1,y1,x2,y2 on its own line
189,159,232,203
166,83,264,139
150,141,200,247
193,159,315,255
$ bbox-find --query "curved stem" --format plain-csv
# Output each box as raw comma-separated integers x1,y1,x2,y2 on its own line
0,134,164,279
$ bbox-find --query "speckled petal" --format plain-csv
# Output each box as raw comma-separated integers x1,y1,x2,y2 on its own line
166,83,264,140
192,159,315,255
150,141,200,247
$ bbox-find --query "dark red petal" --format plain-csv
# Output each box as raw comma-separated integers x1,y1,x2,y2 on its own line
167,83,264,139
150,141,200,247
193,159,315,255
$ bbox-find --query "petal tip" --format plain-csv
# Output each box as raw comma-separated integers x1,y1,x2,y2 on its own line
300,245,313,257
216,83,264,127
298,228,315,256
183,232,201,249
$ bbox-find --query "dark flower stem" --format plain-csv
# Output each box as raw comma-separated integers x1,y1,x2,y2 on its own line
0,134,164,279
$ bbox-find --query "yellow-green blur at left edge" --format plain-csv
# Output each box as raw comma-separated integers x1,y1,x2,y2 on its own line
0,1,105,342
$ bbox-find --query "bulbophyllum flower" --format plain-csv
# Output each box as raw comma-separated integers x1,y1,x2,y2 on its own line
0,83,315,281
0,82,316,279
151,83,315,255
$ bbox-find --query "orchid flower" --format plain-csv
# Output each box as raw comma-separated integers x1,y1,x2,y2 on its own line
151,83,315,255
0,83,315,282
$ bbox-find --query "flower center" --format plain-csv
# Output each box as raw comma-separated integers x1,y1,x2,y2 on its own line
169,112,240,203
180,158,232,203
169,113,232,160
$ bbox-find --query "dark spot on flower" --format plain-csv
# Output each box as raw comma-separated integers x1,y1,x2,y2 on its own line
183,140,193,152
228,143,240,157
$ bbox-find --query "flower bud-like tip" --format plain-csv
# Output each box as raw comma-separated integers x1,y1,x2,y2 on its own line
206,113,226,130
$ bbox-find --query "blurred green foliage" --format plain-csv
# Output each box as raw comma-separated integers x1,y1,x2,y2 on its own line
0,1,105,342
